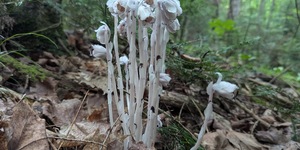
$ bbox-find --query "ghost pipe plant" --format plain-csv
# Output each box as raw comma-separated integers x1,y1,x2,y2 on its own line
191,72,239,150
191,82,214,150
212,72,239,99
95,0,182,148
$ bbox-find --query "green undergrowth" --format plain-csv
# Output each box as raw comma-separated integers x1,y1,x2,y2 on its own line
158,122,203,150
166,51,218,85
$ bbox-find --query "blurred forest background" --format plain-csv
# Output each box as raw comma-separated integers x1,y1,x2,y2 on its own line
1,0,300,85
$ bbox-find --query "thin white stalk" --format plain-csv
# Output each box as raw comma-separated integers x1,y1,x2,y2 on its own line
191,82,214,150
144,7,164,147
128,10,137,138
134,19,145,141
105,32,114,128
112,15,130,149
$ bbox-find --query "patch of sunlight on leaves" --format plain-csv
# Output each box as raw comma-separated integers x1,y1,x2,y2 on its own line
158,122,203,150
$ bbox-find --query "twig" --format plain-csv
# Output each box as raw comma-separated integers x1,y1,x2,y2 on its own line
190,98,205,120
100,115,121,150
47,136,106,147
178,103,185,120
57,90,89,149
47,138,58,150
250,121,259,135
232,98,270,128
58,38,73,56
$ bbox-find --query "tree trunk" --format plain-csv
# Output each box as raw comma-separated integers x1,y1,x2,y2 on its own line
227,0,241,20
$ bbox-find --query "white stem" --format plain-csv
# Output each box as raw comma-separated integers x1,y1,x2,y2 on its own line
105,30,114,127
128,10,137,139
191,85,214,150
143,7,164,148
134,19,146,141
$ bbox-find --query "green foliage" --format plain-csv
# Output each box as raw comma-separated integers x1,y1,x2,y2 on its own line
209,19,235,36
158,122,203,150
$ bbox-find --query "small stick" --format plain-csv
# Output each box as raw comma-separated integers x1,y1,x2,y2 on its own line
57,90,89,149
47,136,106,147
232,98,270,128
100,115,121,150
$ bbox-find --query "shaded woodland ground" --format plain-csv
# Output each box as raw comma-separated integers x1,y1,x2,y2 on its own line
1,1,300,150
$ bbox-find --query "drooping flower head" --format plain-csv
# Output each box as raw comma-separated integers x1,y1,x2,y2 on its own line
91,44,106,58
212,72,239,99
159,73,171,87
137,2,155,26
95,22,111,44
157,0,182,32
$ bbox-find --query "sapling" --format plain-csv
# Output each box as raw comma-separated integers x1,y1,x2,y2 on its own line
96,0,182,148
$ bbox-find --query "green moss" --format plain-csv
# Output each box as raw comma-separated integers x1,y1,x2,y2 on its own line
0,54,48,81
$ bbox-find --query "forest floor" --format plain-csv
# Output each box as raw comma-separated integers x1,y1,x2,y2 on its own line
0,36,300,150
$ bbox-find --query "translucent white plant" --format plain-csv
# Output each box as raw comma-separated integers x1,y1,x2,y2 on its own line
212,72,239,99
96,0,182,148
191,72,239,150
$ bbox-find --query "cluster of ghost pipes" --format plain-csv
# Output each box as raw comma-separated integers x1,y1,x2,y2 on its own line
91,0,239,149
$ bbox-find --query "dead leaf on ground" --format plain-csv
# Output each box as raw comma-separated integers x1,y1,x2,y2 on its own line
86,93,108,122
8,102,49,150
202,130,265,150
27,77,59,101
32,98,86,126
57,121,110,148
65,71,108,93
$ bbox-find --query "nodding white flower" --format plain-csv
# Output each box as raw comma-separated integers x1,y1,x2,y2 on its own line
119,55,129,65
95,22,110,44
107,0,118,14
212,72,239,99
91,44,106,58
158,0,182,20
117,18,127,37
165,18,180,33
157,0,182,32
159,73,171,86
127,0,141,11
138,3,155,26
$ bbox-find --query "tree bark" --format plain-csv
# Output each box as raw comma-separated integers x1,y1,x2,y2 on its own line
227,0,241,20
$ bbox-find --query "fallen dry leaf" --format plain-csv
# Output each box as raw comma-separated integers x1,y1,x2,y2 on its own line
202,130,265,150
27,77,59,101
227,131,264,150
32,98,86,126
58,121,110,148
8,102,49,150
87,93,108,122
65,71,108,93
